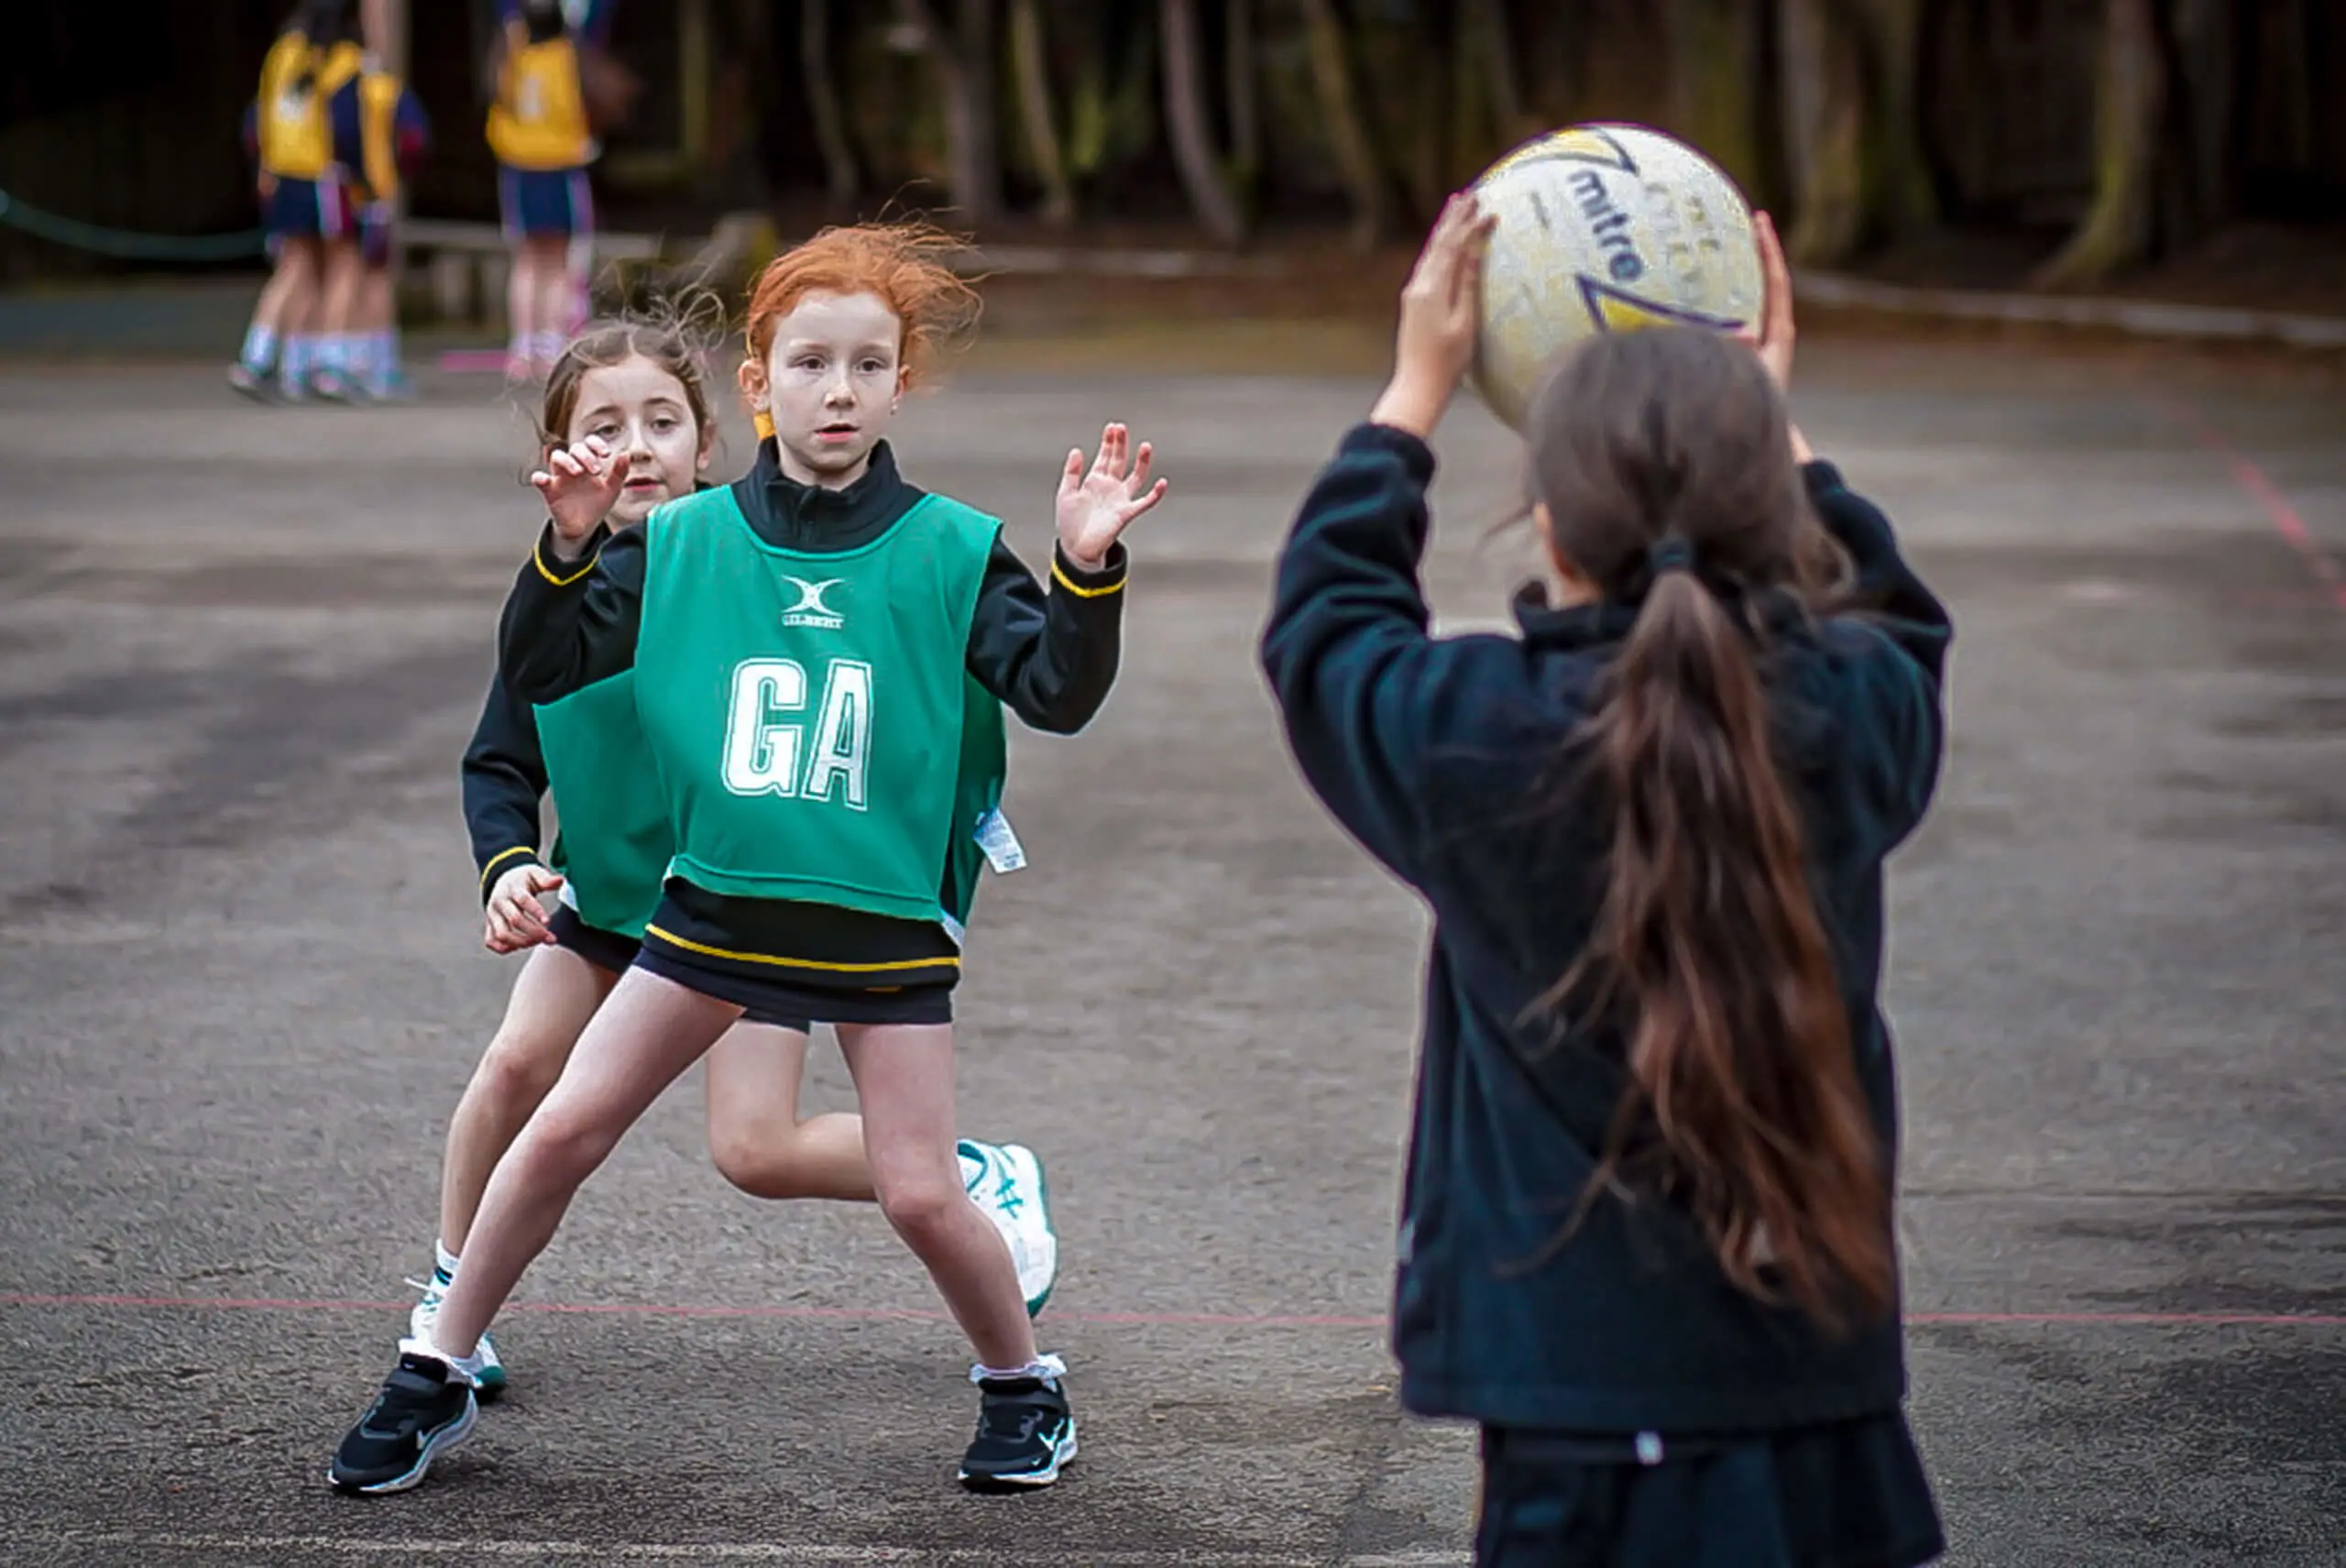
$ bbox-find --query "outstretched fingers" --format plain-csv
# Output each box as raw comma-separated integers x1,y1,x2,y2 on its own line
1120,476,1171,526
1757,211,1796,346
1091,422,1130,482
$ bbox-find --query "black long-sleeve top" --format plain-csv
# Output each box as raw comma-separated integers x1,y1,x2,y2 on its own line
494,438,1127,979
459,670,552,903
1261,422,1952,1432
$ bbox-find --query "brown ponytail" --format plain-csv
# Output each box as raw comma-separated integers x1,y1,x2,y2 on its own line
1530,327,1893,1332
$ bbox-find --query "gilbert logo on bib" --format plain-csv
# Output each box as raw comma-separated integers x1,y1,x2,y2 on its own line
781,575,848,630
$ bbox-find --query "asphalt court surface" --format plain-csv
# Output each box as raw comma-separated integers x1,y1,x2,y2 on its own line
1,336,2342,1563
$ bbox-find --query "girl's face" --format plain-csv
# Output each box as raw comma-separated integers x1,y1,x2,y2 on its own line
564,355,711,528
740,290,904,489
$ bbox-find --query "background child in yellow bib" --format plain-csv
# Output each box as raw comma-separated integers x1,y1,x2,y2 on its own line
231,0,365,401
488,0,598,380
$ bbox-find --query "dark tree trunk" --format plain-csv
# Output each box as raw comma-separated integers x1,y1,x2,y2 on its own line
1464,0,1525,147
1295,0,1388,248
1668,0,1765,196
1163,0,1249,245
1009,0,1075,227
1779,0,1933,266
802,0,861,208
1226,0,1262,179
1781,0,1869,262
904,0,1003,224
2035,0,2168,286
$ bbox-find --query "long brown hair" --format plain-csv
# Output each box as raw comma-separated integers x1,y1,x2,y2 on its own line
1530,326,1893,1332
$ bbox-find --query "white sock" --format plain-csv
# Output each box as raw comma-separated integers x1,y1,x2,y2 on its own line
346,333,378,383
958,1146,985,1190
401,1333,486,1384
971,1353,1067,1385
434,1238,461,1280
283,334,314,385
239,323,279,372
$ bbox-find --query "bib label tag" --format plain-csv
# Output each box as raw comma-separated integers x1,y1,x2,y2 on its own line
975,808,1025,874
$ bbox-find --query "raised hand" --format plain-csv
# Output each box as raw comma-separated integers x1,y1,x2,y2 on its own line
532,435,631,559
1369,191,1497,438
1736,210,1797,393
1734,212,1811,460
1056,422,1168,571
484,862,564,953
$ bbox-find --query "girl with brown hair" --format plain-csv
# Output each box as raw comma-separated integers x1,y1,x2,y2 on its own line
1262,199,1952,1566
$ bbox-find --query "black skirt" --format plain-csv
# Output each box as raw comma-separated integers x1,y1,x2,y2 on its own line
547,905,812,1033
632,939,952,1027
1474,1410,1944,1568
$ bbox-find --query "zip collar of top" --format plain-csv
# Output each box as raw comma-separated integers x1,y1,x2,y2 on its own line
1507,577,1812,651
740,437,921,553
1510,584,1639,651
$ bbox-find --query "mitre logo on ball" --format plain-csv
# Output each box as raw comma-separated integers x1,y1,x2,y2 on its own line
1470,124,1764,432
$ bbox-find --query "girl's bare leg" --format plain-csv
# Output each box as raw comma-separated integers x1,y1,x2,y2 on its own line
438,943,616,1255
528,236,571,372
838,1022,1035,1370
428,968,740,1357
316,239,364,388
505,239,539,375
705,1024,877,1201
274,238,323,389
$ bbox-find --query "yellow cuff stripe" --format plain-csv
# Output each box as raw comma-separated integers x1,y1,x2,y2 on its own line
534,542,599,587
1051,561,1127,599
644,925,962,975
479,845,539,889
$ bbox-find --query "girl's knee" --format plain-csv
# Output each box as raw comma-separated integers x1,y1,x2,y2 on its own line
874,1170,964,1244
708,1128,813,1200
514,1096,623,1188
477,1025,569,1111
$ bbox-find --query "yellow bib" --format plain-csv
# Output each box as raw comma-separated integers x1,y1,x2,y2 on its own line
256,35,331,179
486,36,593,171
358,71,407,200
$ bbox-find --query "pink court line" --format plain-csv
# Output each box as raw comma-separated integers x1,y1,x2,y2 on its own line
2153,394,2346,614
0,1292,1383,1329
438,347,512,374
0,1292,2341,1330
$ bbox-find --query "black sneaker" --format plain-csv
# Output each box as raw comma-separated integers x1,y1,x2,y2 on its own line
958,1371,1078,1491
327,1350,477,1495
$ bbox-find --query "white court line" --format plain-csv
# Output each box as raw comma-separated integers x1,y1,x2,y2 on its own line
26,1534,1470,1566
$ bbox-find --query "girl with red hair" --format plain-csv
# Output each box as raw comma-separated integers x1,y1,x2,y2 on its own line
328,223,1167,1497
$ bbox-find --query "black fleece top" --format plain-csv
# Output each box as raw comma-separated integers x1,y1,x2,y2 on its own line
1261,422,1952,1431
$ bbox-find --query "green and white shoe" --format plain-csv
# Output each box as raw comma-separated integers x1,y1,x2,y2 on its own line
408,1271,507,1400
959,1139,1059,1319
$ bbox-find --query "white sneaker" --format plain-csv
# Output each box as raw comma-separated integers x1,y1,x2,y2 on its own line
408,1274,506,1399
959,1140,1059,1318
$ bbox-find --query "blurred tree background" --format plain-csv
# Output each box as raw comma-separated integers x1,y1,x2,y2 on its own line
3,0,2341,297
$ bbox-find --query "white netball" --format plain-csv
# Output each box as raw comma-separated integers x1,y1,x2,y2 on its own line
1469,124,1764,432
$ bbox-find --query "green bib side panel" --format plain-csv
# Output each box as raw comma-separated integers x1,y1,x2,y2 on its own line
532,669,671,939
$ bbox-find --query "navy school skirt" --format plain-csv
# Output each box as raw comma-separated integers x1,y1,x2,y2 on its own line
547,905,810,1033
1474,1411,1944,1568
